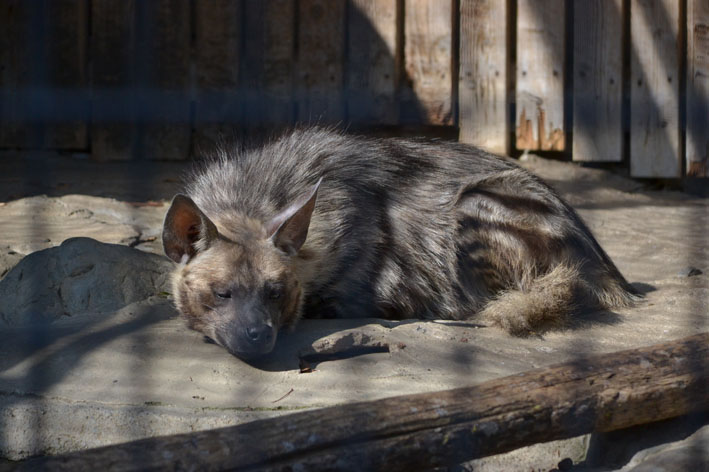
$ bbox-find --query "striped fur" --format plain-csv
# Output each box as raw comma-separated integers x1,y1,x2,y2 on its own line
163,127,639,358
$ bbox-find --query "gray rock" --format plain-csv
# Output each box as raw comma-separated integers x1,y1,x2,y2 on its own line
0,237,174,326
620,424,709,471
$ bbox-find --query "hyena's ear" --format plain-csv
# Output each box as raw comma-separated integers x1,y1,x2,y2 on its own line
266,178,322,256
162,194,218,263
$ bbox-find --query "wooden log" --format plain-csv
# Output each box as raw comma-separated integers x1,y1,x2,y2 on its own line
515,0,565,151
297,0,346,123
458,0,509,154
194,0,242,152
17,333,709,472
629,0,681,177
242,0,296,128
686,0,709,177
402,0,455,125
90,0,137,161
346,0,400,125
572,0,623,162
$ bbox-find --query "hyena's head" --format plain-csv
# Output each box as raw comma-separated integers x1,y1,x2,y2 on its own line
161,180,321,360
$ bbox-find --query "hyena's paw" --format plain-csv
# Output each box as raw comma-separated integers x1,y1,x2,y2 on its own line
480,264,581,336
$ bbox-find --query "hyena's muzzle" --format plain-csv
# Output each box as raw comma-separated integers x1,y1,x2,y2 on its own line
212,296,278,358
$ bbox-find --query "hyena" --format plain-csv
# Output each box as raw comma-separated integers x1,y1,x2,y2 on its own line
162,128,638,359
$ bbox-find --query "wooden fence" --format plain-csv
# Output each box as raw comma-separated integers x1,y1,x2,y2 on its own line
0,0,707,178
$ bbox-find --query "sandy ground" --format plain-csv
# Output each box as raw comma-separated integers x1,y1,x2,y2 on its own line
0,149,707,470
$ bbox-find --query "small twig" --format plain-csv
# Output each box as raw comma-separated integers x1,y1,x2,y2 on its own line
272,388,294,403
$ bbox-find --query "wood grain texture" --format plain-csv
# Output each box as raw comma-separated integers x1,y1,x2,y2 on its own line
297,0,346,123
0,1,33,148
17,333,709,472
629,0,681,177
458,0,508,154
44,0,88,150
572,0,623,162
138,0,191,161
687,0,709,177
347,0,400,125
403,0,455,125
242,0,296,127
515,0,565,151
90,0,137,160
194,0,241,153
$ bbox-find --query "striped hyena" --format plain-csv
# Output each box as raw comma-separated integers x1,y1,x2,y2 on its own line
162,128,638,359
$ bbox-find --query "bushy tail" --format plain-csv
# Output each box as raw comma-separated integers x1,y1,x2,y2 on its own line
480,263,640,336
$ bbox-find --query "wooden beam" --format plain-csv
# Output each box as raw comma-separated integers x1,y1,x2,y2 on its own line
297,0,346,124
0,0,29,148
44,0,89,150
194,0,241,153
572,0,623,162
402,0,455,125
687,0,709,177
458,0,509,154
242,0,296,128
138,0,191,161
629,0,681,177
347,0,400,125
90,0,137,160
16,333,709,472
515,0,566,152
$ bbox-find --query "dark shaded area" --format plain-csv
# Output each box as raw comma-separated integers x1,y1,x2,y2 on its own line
584,412,709,470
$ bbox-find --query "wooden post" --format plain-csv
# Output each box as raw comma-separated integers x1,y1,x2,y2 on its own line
458,0,509,154
297,0,346,124
91,0,137,161
515,0,565,152
16,333,709,472
242,0,296,128
44,0,89,150
402,0,455,125
193,0,242,153
629,0,681,177
138,0,191,161
0,0,32,149
347,0,400,126
572,0,623,162
687,0,709,177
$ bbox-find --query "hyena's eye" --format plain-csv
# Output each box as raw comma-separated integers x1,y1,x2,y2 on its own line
214,289,232,300
265,282,284,300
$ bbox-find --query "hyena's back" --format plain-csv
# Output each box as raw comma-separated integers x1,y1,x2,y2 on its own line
187,128,638,333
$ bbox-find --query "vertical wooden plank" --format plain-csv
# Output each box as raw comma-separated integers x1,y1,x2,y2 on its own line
91,0,136,160
572,0,623,162
138,0,191,161
242,0,295,127
297,0,346,123
687,0,709,177
629,0,680,177
458,0,508,154
0,1,32,148
515,0,565,151
346,0,399,125
402,0,455,125
45,0,89,150
194,0,241,151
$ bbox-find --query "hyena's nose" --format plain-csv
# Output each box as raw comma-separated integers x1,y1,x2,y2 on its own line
246,324,273,344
